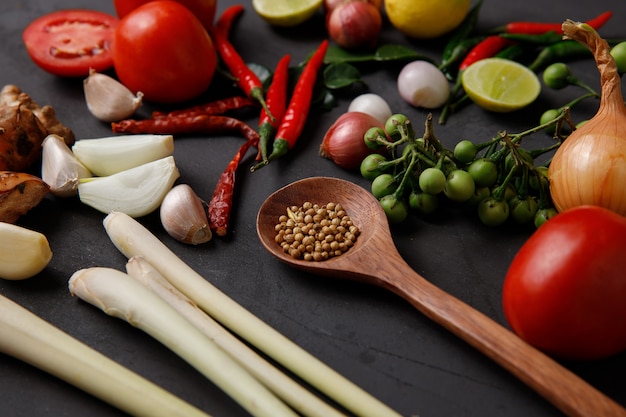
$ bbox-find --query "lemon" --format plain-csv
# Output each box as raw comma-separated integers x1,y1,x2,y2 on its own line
461,58,541,113
252,0,323,27
385,0,471,39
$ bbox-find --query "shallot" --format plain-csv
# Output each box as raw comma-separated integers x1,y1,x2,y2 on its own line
549,21,626,216
326,1,382,50
320,111,385,170
324,0,383,13
397,61,450,109
348,93,392,124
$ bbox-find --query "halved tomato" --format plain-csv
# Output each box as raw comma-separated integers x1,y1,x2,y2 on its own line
22,10,119,77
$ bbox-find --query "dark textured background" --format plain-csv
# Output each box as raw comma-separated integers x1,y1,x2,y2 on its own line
1,0,625,416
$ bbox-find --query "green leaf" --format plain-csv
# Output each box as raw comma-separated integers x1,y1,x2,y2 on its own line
374,44,432,63
323,63,364,89
314,88,338,111
323,46,375,64
323,44,433,66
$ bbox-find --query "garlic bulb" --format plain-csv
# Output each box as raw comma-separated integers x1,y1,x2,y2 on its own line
41,134,92,197
549,21,626,216
72,134,174,177
78,156,179,218
84,70,143,122
160,184,212,245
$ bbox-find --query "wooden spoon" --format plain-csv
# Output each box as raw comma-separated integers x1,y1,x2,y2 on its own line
257,176,626,417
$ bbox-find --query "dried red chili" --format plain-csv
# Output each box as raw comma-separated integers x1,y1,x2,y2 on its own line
264,40,328,163
151,96,257,119
111,114,260,143
252,53,291,169
208,136,257,236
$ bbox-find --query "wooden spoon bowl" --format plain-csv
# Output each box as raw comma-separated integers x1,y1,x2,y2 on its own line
256,176,386,283
257,176,626,417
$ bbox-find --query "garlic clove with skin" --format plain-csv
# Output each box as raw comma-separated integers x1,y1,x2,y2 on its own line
41,134,92,197
84,70,143,122
160,184,212,245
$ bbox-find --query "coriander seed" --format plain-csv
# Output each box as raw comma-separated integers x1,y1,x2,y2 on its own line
275,202,359,262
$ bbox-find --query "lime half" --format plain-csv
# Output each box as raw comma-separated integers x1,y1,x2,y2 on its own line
252,0,323,27
461,58,541,112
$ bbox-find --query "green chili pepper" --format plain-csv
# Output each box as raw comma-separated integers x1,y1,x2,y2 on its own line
499,31,563,46
529,38,626,71
440,0,483,71
440,36,485,73
528,40,591,71
495,44,527,61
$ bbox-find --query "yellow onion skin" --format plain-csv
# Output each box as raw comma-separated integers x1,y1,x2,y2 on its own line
548,21,626,216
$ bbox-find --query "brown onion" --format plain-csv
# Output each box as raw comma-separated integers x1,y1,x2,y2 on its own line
326,1,382,50
319,111,384,170
549,21,626,216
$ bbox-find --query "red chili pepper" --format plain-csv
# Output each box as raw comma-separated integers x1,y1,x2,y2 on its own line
458,35,514,71
208,136,256,236
209,26,272,120
503,10,613,35
264,40,328,163
214,4,244,37
151,96,257,119
111,114,260,144
252,53,291,169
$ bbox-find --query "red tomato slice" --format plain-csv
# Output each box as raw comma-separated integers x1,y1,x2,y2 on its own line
22,10,119,77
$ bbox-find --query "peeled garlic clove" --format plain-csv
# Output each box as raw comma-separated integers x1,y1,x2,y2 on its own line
72,134,174,177
41,134,92,197
160,184,212,245
0,222,52,280
78,156,180,218
84,70,143,122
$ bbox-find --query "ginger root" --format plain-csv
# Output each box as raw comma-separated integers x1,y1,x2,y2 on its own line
0,85,75,172
0,171,50,223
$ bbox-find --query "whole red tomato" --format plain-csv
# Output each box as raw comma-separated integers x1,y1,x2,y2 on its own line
113,0,216,30
113,1,217,104
502,205,626,360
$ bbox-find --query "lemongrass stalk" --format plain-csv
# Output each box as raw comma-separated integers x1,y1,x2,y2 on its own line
126,256,348,417
103,211,402,417
69,267,299,417
0,293,211,417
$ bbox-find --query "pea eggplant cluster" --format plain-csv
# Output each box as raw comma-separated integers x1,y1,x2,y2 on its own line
359,113,572,228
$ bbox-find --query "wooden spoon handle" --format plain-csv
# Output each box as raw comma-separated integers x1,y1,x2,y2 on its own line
380,255,626,417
